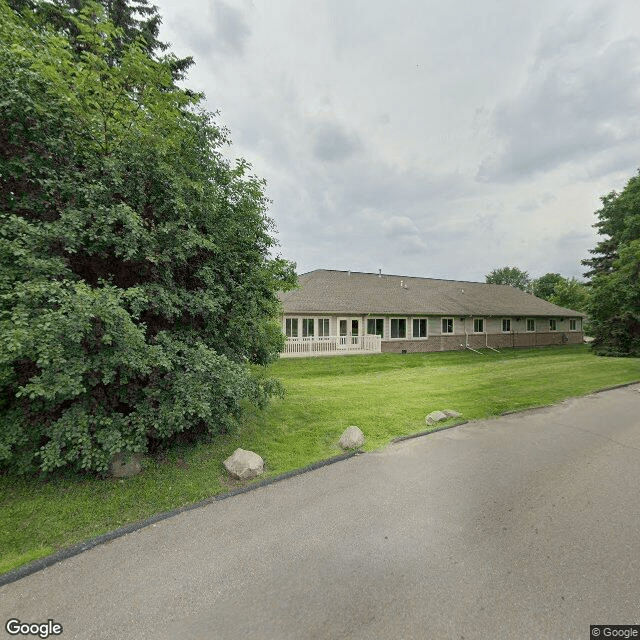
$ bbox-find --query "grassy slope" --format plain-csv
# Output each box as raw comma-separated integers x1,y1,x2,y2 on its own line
1,345,639,574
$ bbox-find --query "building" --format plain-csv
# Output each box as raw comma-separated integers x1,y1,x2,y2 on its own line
278,269,585,357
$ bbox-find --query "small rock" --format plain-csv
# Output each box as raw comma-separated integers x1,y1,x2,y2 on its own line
110,452,143,478
442,409,462,418
223,448,264,480
425,410,448,425
339,426,365,450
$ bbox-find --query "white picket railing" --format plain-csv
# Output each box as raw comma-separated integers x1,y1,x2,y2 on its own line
282,334,382,356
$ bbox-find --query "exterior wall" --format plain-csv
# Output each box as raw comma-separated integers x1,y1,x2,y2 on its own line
381,331,584,353
281,313,584,354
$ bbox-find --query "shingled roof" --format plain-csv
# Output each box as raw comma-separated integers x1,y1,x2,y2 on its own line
278,270,585,317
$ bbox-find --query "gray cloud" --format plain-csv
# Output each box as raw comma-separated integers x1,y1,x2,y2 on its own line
311,121,363,163
478,8,640,183
212,0,251,57
173,0,250,60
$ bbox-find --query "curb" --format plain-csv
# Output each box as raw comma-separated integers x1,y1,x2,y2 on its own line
0,450,361,588
391,419,469,443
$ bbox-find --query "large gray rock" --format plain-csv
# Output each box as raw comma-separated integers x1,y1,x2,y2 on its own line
110,453,143,478
442,409,462,418
425,411,448,425
223,448,264,480
339,426,365,450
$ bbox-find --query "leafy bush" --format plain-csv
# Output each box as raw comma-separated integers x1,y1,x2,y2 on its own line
0,0,295,475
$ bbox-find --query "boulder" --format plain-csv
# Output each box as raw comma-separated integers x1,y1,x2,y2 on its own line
425,410,448,425
338,426,365,450
442,409,462,418
223,448,264,480
110,452,143,478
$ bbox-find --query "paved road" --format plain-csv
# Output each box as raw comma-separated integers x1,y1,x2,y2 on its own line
2,384,640,640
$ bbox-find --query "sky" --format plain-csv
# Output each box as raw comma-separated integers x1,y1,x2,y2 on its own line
152,0,640,282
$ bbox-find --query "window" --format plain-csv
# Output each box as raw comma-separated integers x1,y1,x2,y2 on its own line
473,318,484,333
549,318,557,331
526,318,535,332
502,318,511,332
390,318,407,338
442,318,454,334
413,318,427,338
569,319,577,331
318,318,330,337
302,318,314,337
367,318,384,337
285,318,298,337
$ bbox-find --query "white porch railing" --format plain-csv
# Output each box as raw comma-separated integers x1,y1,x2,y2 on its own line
282,334,382,356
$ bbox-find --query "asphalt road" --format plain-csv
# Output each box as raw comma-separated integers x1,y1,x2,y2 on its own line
2,384,640,640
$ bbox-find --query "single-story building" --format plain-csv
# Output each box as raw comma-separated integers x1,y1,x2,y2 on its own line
277,269,586,357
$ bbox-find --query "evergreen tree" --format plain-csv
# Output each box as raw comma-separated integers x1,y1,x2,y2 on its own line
583,171,640,355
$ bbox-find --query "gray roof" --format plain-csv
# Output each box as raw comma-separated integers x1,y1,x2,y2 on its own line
278,270,585,317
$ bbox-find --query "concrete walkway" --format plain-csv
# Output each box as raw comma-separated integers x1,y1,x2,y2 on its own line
2,384,640,639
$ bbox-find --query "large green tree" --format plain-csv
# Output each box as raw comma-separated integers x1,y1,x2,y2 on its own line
531,273,564,301
582,171,640,355
0,0,296,475
485,266,531,291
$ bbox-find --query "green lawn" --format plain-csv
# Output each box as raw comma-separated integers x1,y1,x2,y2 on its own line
1,344,639,576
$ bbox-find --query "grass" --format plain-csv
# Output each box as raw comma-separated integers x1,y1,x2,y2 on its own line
1,344,639,576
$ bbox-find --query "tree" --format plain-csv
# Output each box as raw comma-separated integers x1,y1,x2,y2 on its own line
531,273,564,301
548,277,589,313
583,171,640,355
0,0,296,475
485,266,531,291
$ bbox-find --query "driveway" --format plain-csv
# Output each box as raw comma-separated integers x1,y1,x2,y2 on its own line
2,384,640,640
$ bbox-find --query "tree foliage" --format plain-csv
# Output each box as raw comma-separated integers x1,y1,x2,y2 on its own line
531,273,589,312
531,273,564,301
582,171,640,356
0,0,296,475
485,266,531,291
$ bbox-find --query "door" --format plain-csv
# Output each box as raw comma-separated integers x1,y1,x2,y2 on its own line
338,318,359,348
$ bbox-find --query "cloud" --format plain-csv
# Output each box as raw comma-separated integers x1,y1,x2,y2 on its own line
478,7,640,183
173,0,251,60
311,120,363,163
212,0,251,57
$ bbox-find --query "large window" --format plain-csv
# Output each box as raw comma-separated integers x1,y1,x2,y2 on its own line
473,318,484,333
413,318,427,338
285,318,298,337
569,319,577,331
526,318,535,332
367,318,384,337
549,318,557,331
502,318,511,332
318,318,330,337
442,318,454,334
302,318,314,337
390,318,407,338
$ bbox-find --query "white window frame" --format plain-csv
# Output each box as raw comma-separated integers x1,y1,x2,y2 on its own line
301,318,315,338
473,317,484,333
526,318,535,332
442,317,454,334
569,319,578,331
390,318,407,339
502,318,511,333
549,318,557,331
285,318,298,338
367,318,384,337
412,318,428,338
317,318,330,337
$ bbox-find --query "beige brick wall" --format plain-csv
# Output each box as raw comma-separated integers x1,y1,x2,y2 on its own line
381,332,584,353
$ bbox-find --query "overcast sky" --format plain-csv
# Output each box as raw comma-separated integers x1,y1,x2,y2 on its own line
153,0,640,282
